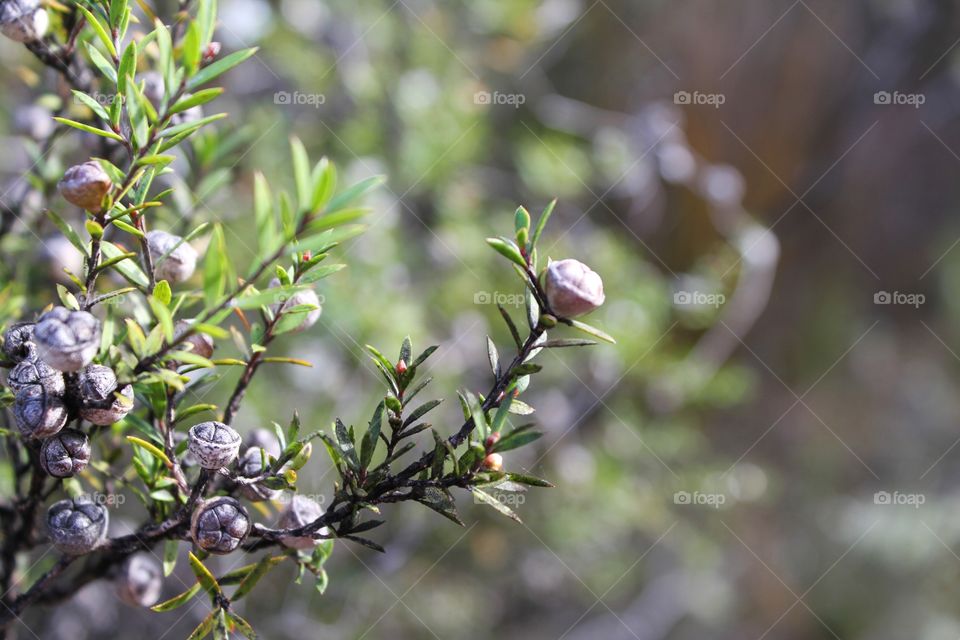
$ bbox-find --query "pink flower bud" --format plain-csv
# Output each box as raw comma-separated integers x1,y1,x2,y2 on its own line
483,453,503,471
543,259,605,318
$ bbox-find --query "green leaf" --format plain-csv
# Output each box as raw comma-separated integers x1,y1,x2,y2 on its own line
465,391,488,440
310,157,336,211
416,486,463,525
493,426,542,453
471,487,522,523
169,87,224,114
84,42,117,84
126,436,172,467
153,280,172,306
324,175,385,212
566,319,616,344
490,393,513,432
187,610,216,640
198,0,217,44
56,284,79,310
188,552,221,596
290,137,311,211
71,90,110,122
486,336,499,376
111,218,143,237
402,399,442,428
360,401,384,470
233,555,285,601
187,47,259,90
298,264,345,285
45,210,89,258
102,242,149,287
151,584,200,612
203,224,227,305
530,198,557,249
157,112,228,139
335,419,360,471
485,237,527,268
506,472,554,488
233,286,308,310
118,41,137,94
183,20,202,75
76,5,118,58
228,613,257,639
253,172,277,257
163,539,178,577
52,117,123,142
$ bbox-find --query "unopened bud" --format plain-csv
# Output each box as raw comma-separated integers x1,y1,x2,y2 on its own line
203,41,221,62
482,452,503,471
58,161,112,213
396,359,407,374
485,432,501,449
543,259,605,318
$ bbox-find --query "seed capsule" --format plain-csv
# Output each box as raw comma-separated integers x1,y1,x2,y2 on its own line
188,421,241,469
33,306,101,372
278,495,327,550
236,447,281,502
14,385,67,439
74,364,134,425
40,429,91,477
6,348,65,395
146,231,198,284
115,553,163,607
47,495,109,555
58,161,112,213
2,322,34,362
190,497,251,554
543,259,605,318
0,0,48,43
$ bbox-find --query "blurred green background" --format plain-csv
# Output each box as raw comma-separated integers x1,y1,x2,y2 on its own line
4,0,960,638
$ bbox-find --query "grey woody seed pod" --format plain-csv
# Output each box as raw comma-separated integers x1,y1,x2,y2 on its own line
47,495,108,555
14,385,67,439
190,497,251,554
6,348,66,395
278,495,327,550
543,259,605,318
75,364,134,425
40,429,91,477
268,278,322,333
33,306,101,372
146,230,198,284
236,448,281,502
188,421,241,469
244,428,282,459
0,0,48,43
173,320,215,359
58,161,112,213
115,553,163,607
2,322,34,362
